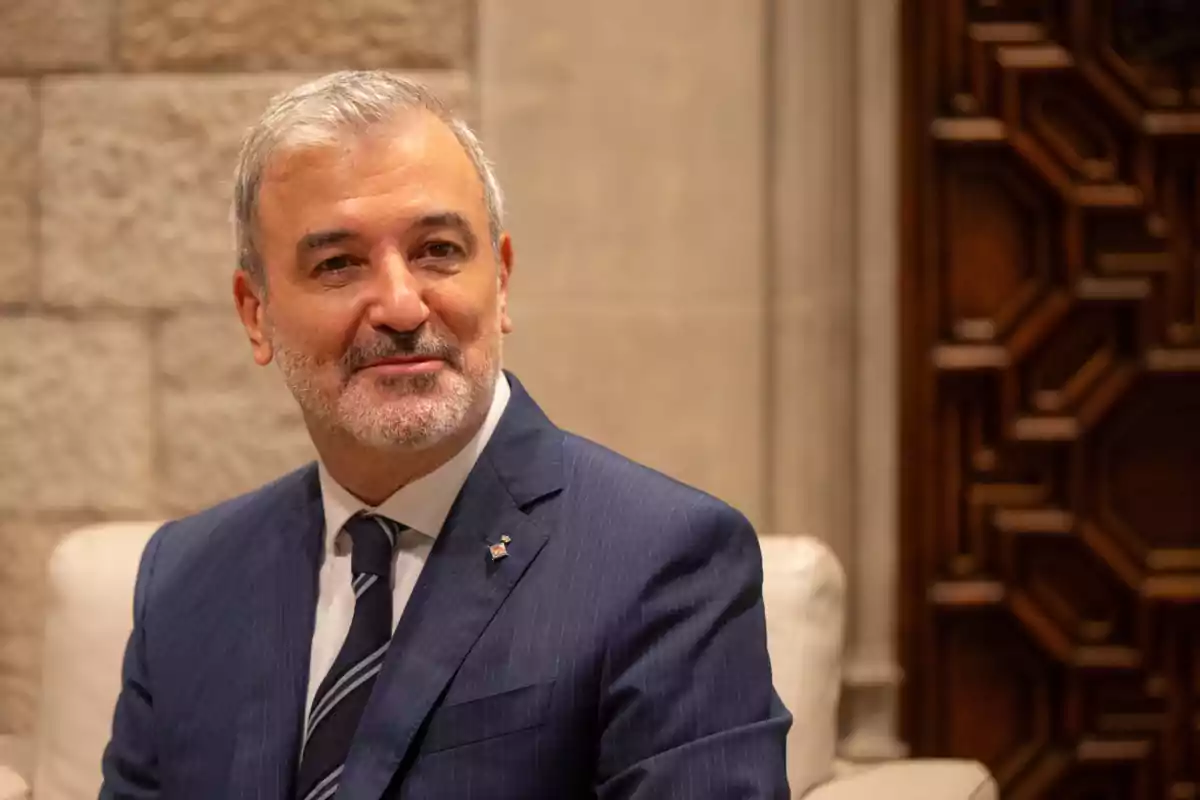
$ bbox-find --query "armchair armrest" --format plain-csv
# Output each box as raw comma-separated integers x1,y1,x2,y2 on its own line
0,765,29,800
803,759,997,800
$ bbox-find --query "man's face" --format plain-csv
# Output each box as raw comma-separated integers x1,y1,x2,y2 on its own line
238,112,512,451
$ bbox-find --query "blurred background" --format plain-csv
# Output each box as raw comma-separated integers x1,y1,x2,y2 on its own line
1,0,1198,796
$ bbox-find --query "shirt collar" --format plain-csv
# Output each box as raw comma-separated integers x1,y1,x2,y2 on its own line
317,373,512,550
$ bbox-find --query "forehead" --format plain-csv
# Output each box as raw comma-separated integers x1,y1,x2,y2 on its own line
255,112,485,238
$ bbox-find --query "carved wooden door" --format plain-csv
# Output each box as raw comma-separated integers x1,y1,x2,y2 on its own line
901,2,1200,797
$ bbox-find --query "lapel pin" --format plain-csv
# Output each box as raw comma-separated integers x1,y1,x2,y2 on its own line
501,535,512,544
489,541,509,561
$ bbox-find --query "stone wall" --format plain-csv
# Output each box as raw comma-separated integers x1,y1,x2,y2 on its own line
0,0,477,736
480,0,770,528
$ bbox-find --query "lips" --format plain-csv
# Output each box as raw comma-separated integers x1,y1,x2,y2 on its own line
367,357,439,367
359,357,444,376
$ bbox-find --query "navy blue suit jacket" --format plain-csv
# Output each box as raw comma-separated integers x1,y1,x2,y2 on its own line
100,375,791,799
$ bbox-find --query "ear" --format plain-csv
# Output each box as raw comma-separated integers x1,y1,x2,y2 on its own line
498,233,514,335
233,269,274,366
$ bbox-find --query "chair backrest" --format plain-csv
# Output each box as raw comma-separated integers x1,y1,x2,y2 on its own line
759,534,847,798
33,522,159,800
29,525,846,800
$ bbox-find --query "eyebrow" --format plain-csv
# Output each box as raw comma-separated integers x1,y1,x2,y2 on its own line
296,229,357,257
295,212,479,259
413,212,478,253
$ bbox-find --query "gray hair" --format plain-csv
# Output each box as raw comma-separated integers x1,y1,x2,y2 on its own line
233,71,505,285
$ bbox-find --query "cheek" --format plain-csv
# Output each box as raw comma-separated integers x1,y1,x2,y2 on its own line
427,278,500,346
268,297,360,361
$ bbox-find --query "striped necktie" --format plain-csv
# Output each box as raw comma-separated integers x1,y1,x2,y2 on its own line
295,512,403,800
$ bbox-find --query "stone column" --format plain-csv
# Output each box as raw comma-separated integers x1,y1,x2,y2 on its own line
841,0,907,761
769,0,906,759
768,0,858,561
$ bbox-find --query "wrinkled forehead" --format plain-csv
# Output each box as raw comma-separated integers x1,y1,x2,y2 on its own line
255,112,486,235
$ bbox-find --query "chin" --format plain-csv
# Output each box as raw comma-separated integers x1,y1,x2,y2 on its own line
355,426,452,452
337,393,470,451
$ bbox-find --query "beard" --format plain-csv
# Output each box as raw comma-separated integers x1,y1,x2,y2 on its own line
271,323,499,451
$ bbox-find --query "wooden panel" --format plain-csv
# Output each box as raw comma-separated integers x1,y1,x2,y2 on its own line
901,1,1200,797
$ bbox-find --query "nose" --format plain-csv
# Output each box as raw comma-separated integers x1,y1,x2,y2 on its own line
367,249,430,332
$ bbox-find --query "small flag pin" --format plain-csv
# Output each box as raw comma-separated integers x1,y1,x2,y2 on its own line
489,541,509,561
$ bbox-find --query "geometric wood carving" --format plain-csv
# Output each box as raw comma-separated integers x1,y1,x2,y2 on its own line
902,2,1200,796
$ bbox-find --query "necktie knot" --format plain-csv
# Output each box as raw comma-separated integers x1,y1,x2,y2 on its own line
344,513,400,578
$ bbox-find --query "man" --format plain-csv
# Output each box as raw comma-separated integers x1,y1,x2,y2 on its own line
101,71,790,799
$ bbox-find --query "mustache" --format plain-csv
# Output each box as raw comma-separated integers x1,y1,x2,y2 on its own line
341,327,462,373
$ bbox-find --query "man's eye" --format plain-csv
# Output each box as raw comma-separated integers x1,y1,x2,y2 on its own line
421,241,464,260
315,255,354,273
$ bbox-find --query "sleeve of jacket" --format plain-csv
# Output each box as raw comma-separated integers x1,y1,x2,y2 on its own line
98,525,167,800
594,503,792,799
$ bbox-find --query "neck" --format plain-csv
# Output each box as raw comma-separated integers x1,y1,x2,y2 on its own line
310,410,487,506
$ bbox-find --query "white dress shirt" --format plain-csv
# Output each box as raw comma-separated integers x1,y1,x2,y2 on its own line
304,374,512,726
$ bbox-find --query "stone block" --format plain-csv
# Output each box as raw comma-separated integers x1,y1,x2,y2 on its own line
157,312,314,512
503,301,766,527
158,309,268,388
0,519,75,734
0,317,153,512
0,83,36,304
480,0,765,305
41,72,470,309
119,0,471,72
0,0,111,72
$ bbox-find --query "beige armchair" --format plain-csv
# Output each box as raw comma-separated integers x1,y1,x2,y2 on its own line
0,523,996,800
758,535,996,799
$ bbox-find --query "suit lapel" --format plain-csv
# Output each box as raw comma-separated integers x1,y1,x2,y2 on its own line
337,374,564,800
227,466,324,800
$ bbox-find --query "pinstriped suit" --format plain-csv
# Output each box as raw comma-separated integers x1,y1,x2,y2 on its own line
100,374,792,799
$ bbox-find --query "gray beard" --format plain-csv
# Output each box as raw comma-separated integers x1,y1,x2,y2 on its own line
272,341,497,452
